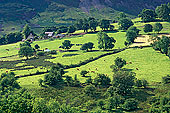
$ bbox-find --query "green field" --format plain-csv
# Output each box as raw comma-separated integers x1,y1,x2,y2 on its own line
0,31,126,76
17,47,170,88
65,47,170,83
1,19,170,88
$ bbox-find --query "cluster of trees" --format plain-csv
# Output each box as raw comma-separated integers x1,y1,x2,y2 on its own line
0,32,23,45
0,72,76,112
39,63,81,87
118,13,134,30
83,69,140,112
149,93,170,113
60,31,116,52
139,3,170,22
80,57,150,112
18,41,56,60
97,31,116,50
143,23,163,34
18,41,35,60
0,24,37,45
74,18,113,32
125,26,140,45
151,35,170,58
43,17,114,37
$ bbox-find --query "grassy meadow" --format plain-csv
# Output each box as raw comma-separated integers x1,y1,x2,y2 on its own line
65,47,170,83
0,18,170,89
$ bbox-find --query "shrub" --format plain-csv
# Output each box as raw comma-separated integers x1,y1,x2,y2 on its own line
38,79,43,87
135,79,143,88
80,70,88,77
84,85,96,97
122,98,138,111
50,50,57,54
37,51,45,56
85,77,92,85
93,74,111,88
162,75,170,84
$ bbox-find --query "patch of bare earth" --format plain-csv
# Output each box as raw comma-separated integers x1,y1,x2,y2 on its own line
130,35,151,47
130,34,170,47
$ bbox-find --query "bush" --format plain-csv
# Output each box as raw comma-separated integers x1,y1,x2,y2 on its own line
122,98,138,111
85,77,92,85
84,85,96,97
85,100,97,110
93,74,111,88
38,79,43,87
50,50,57,54
135,79,143,88
80,70,88,77
162,75,170,84
37,51,45,56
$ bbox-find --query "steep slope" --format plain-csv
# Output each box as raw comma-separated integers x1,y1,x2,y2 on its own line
0,0,169,36
79,0,170,15
0,0,169,21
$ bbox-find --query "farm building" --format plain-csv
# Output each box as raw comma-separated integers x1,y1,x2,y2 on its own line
45,32,54,38
27,33,34,41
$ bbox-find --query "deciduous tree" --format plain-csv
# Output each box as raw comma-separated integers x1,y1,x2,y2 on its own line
153,23,163,33
112,71,136,96
61,40,73,50
138,9,156,22
97,31,116,50
155,4,170,21
118,18,134,30
18,46,34,59
22,24,31,39
144,24,153,33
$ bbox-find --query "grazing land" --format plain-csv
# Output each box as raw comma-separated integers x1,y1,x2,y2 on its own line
1,2,170,112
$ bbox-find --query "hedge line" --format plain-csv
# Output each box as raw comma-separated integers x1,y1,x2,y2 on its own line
15,48,127,78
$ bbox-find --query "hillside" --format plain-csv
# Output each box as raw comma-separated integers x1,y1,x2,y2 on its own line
0,0,169,21
0,0,169,36
1,17,170,112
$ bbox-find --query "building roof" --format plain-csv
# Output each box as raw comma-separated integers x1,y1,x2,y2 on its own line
44,49,51,52
45,32,54,37
27,33,34,39
57,34,65,37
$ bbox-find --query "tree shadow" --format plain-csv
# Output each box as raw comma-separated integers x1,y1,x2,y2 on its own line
105,30,119,33
122,68,134,72
62,54,79,57
133,89,155,102
88,50,100,52
67,50,79,52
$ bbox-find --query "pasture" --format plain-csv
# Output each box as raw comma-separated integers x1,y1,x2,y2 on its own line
65,47,170,83
0,31,126,77
0,19,170,88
